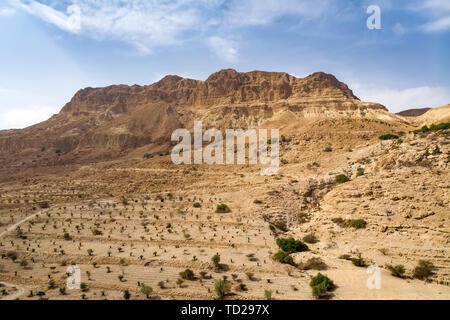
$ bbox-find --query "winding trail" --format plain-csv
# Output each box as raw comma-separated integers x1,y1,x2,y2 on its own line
0,209,48,239
0,282,26,300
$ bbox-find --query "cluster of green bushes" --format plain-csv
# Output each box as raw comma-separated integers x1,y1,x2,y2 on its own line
414,121,450,134
179,269,195,280
276,238,309,253
272,238,309,266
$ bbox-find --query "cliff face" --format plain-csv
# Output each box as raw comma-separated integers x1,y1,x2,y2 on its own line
0,69,393,164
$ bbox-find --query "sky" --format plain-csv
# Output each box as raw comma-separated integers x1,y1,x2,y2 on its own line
0,0,449,129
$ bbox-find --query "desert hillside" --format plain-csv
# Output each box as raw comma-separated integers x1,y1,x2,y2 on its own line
0,70,449,300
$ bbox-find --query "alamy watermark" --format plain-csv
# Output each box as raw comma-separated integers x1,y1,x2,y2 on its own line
367,5,381,30
171,121,279,175
66,264,81,290
366,265,381,290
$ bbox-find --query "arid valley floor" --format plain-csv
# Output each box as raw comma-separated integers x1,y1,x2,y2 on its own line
0,70,449,300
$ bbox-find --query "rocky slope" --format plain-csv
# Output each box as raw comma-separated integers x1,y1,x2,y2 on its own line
0,69,404,170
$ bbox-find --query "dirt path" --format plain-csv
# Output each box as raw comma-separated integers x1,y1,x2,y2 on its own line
0,282,27,300
0,209,48,239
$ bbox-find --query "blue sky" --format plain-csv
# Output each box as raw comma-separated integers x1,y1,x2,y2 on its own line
1,0,449,129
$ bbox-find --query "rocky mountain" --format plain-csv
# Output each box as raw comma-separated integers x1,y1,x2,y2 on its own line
0,69,411,168
397,108,431,117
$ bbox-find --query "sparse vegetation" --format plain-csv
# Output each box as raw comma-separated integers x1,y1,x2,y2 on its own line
310,273,334,299
272,250,295,266
214,278,231,299
413,260,435,280
276,238,309,253
215,204,231,213
335,174,349,184
386,264,406,278
379,134,399,140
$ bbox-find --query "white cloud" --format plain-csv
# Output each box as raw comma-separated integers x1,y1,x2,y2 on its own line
351,83,450,113
420,0,450,11
12,0,209,54
415,0,450,32
422,16,450,32
0,7,15,16
0,105,60,130
206,36,238,63
12,0,81,33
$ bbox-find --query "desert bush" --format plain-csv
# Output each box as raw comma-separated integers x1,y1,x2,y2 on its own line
264,289,273,300
276,238,309,253
272,250,295,266
335,174,349,184
274,221,288,232
348,219,367,229
214,278,231,299
413,260,435,280
386,264,406,278
310,273,334,298
324,146,332,152
303,233,319,244
6,251,17,262
193,202,201,208
300,257,327,270
215,204,231,213
379,134,399,140
140,285,153,298
351,257,367,267
38,201,50,209
63,232,71,241
356,168,365,177
179,269,195,280
211,254,221,269
143,153,153,159
123,290,130,300
332,218,366,229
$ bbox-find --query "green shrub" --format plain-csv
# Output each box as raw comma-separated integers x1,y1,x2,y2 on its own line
211,254,220,268
351,257,367,267
123,290,130,300
143,153,153,159
335,174,349,184
272,250,295,266
276,238,309,253
303,233,319,244
356,168,365,177
413,260,435,280
332,218,367,229
310,273,334,298
414,122,450,134
348,219,367,229
274,221,288,232
179,269,195,280
324,146,332,152
193,202,201,208
300,257,327,270
379,134,399,140
214,278,231,299
215,204,231,213
140,285,153,298
386,264,406,278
